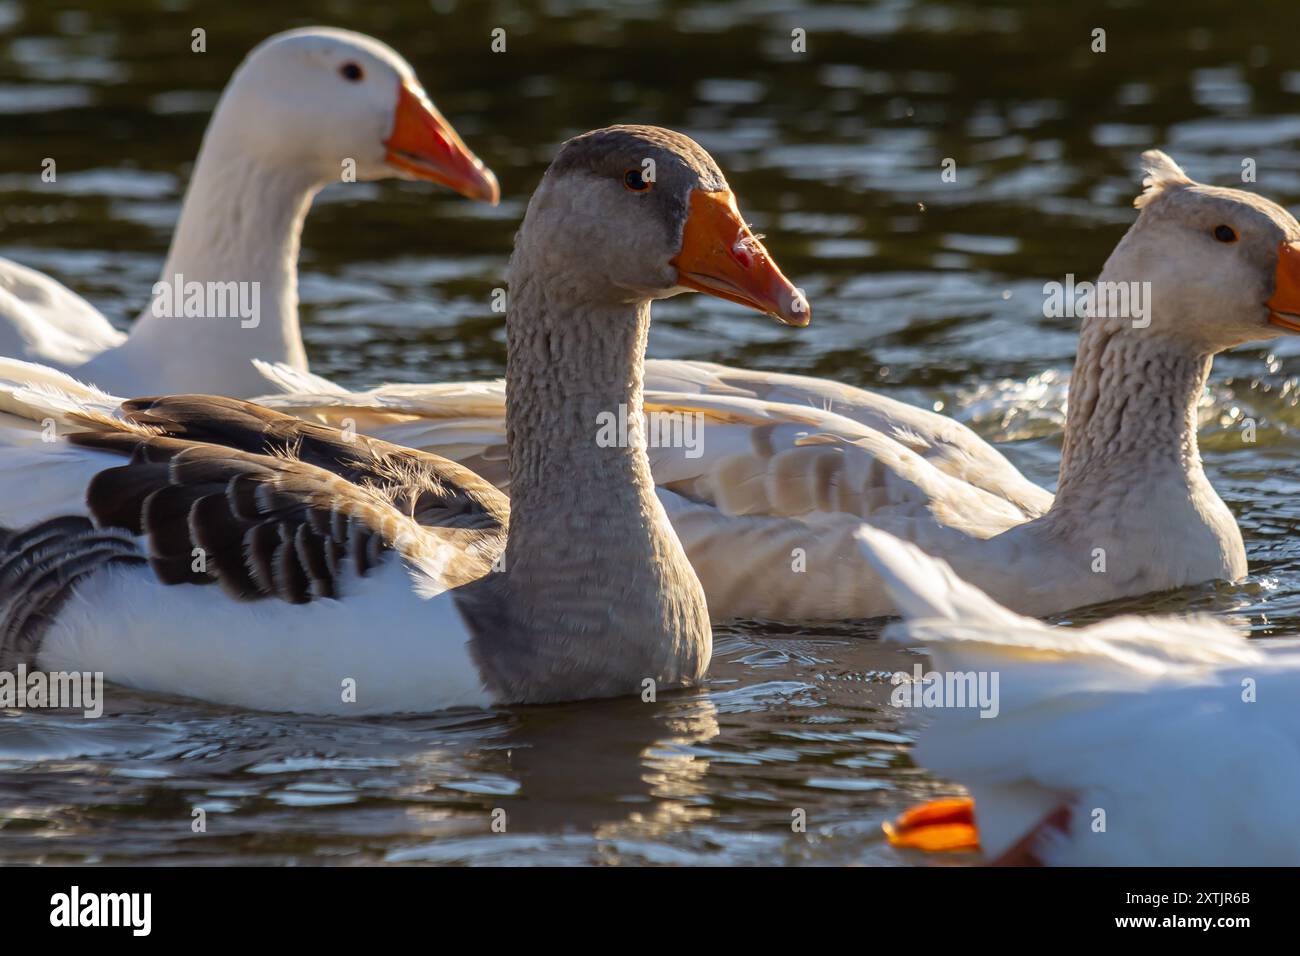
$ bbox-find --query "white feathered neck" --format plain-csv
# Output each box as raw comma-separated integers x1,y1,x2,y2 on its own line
77,98,322,398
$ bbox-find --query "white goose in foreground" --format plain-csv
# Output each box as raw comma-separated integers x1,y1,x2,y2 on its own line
0,126,807,715
253,151,1300,620
854,525,1300,866
0,26,497,397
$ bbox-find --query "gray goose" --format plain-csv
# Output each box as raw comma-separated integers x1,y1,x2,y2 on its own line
0,126,806,714
252,151,1300,620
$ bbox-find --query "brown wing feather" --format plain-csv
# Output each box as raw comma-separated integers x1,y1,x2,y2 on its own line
114,395,508,531
59,395,509,604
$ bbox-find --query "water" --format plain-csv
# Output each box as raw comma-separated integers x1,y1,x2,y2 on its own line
3,0,1300,864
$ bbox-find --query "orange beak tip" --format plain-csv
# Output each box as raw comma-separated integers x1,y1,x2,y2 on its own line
483,171,502,206
780,291,811,326
883,797,981,853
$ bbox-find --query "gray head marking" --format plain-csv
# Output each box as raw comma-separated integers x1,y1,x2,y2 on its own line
542,126,728,250
548,125,728,190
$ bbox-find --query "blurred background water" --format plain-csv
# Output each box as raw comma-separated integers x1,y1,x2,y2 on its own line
3,0,1300,865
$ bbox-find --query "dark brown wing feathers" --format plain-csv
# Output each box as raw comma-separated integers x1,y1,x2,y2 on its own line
115,395,508,529
57,395,509,605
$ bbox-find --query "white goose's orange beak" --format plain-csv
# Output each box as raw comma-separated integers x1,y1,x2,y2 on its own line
1267,240,1300,333
883,797,981,853
384,81,499,205
670,189,809,326
884,796,1071,866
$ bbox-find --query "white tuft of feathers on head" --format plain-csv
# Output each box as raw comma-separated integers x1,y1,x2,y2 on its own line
1134,149,1193,208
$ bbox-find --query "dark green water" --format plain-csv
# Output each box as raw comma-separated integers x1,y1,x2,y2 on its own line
3,0,1300,864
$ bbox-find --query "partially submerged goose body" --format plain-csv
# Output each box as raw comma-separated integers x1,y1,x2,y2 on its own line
0,27,497,397
0,126,805,714
854,525,1300,866
250,152,1300,620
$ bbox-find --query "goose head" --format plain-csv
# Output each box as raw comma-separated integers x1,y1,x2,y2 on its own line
1101,150,1300,351
514,125,808,324
211,27,498,202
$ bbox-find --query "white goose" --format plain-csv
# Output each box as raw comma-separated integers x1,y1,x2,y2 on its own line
854,525,1300,866
0,126,807,715
0,26,497,398
251,152,1300,620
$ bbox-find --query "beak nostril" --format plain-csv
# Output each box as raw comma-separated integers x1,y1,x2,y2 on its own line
671,188,808,326
732,232,768,267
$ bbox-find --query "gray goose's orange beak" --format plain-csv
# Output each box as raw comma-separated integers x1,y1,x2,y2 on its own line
384,80,499,205
670,189,809,326
1267,240,1300,332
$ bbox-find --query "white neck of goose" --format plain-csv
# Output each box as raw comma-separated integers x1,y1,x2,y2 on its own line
112,104,322,397
1054,312,1212,510
498,229,710,685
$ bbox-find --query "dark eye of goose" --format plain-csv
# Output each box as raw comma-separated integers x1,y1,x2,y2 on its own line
340,62,364,82
1213,224,1238,243
623,168,652,192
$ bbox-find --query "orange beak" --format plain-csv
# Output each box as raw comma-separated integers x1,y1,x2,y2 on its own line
1267,240,1300,333
670,189,809,326
883,797,981,853
884,796,1071,866
384,81,499,205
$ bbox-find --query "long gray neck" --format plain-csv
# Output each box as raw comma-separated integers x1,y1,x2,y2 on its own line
89,123,320,397
1054,317,1212,508
505,294,657,546
466,252,711,703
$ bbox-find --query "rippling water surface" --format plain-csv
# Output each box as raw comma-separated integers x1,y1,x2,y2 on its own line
4,0,1300,865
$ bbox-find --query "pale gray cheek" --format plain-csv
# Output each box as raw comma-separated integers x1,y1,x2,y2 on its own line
644,255,677,288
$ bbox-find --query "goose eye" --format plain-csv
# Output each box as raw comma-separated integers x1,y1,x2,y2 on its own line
340,62,364,82
1213,224,1238,243
623,168,652,192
